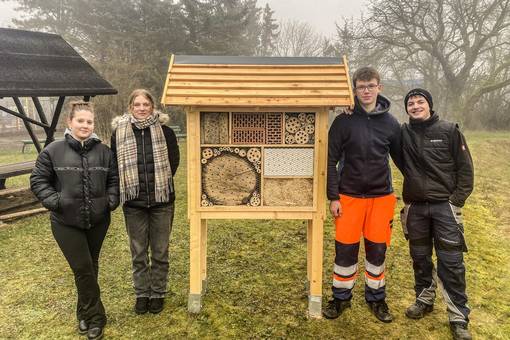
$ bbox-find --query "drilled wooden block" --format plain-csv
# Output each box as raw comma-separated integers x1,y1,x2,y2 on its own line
284,112,315,145
201,147,261,206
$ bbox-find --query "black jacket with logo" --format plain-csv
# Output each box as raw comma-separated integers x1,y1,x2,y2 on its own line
30,134,119,229
401,113,474,207
327,95,402,200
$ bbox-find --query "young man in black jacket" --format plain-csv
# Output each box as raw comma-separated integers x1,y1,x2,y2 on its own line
401,88,474,340
323,67,402,323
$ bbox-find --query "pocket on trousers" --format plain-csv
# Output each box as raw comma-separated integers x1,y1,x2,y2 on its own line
448,202,468,252
400,204,411,240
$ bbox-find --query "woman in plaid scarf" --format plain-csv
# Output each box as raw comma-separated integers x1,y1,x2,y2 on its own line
111,89,180,315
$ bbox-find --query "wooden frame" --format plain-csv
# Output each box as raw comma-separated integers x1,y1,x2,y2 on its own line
162,56,354,318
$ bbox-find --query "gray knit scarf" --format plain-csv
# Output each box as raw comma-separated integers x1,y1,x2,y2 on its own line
115,113,171,204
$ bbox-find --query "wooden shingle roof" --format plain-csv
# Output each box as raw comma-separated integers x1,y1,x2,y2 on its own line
0,28,117,97
161,55,354,107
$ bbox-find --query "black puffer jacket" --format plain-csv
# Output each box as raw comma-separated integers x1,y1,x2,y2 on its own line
30,134,119,229
111,114,180,208
327,95,402,200
401,113,474,207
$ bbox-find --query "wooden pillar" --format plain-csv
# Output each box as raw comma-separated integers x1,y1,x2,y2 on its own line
187,109,205,313
307,108,328,318
188,213,203,313
201,219,208,294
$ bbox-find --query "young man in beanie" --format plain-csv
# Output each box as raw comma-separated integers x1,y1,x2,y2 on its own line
323,67,402,323
401,88,474,340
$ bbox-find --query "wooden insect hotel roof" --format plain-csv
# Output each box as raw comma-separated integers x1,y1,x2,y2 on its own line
161,55,354,107
0,28,117,97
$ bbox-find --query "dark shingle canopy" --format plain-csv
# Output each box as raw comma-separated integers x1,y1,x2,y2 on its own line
0,28,117,97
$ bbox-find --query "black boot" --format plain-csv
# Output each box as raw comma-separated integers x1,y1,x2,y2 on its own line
367,300,393,323
450,322,472,340
149,298,165,314
87,327,103,340
322,298,351,319
134,297,150,314
405,301,434,319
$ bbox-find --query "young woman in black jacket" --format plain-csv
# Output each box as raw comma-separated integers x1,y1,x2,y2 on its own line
111,89,179,315
30,101,119,340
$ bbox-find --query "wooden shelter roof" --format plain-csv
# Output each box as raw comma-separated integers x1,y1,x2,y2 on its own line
161,55,354,107
0,28,117,97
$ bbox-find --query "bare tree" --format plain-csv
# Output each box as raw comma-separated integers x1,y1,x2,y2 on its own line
273,19,325,57
356,0,510,124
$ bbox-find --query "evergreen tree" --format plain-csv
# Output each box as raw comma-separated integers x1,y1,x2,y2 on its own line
257,3,278,56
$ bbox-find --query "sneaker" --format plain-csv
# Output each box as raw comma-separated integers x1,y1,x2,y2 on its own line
405,300,434,319
367,300,393,323
149,298,165,314
450,322,472,340
134,297,150,314
322,298,351,319
78,320,88,335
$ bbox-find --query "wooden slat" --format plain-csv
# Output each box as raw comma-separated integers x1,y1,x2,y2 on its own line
0,161,35,178
169,74,348,82
165,97,352,106
165,89,352,98
167,81,350,90
0,207,47,222
171,67,346,76
174,64,345,69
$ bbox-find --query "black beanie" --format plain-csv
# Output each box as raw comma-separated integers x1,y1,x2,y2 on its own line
404,88,433,114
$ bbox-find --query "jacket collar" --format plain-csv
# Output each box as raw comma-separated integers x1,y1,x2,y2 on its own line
409,111,439,128
64,129,101,152
353,94,391,116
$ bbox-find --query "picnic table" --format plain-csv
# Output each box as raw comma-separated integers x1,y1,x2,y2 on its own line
21,138,63,153
0,161,36,189
169,125,186,141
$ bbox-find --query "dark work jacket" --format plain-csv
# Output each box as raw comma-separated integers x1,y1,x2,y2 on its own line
327,95,402,200
30,134,119,229
111,122,180,208
401,113,474,207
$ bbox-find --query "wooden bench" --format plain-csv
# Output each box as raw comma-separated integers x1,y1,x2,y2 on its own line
169,125,186,141
0,161,36,190
21,138,63,153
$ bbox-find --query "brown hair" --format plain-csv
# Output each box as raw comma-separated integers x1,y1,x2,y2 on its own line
127,89,155,111
352,67,381,86
68,101,94,120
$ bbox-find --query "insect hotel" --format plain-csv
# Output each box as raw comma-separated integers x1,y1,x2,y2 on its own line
161,55,354,317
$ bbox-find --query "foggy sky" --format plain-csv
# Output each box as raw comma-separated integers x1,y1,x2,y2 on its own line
0,0,367,37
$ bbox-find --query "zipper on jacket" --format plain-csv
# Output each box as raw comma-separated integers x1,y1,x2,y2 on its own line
141,130,151,207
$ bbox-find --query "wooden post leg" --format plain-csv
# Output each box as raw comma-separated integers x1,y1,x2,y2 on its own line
308,213,324,318
201,219,208,295
306,219,313,294
188,213,203,313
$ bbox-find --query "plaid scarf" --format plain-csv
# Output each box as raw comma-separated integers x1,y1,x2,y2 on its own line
116,113,172,204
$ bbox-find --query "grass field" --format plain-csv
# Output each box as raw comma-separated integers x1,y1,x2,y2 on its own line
0,131,509,339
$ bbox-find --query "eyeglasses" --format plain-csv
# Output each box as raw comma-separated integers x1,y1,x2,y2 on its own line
355,84,380,93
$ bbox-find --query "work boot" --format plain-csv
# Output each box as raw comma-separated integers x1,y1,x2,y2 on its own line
450,322,472,340
322,298,351,319
87,327,103,340
367,300,393,323
78,320,88,335
134,297,150,314
405,300,434,319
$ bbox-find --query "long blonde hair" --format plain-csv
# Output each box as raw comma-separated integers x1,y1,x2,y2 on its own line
127,89,156,112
